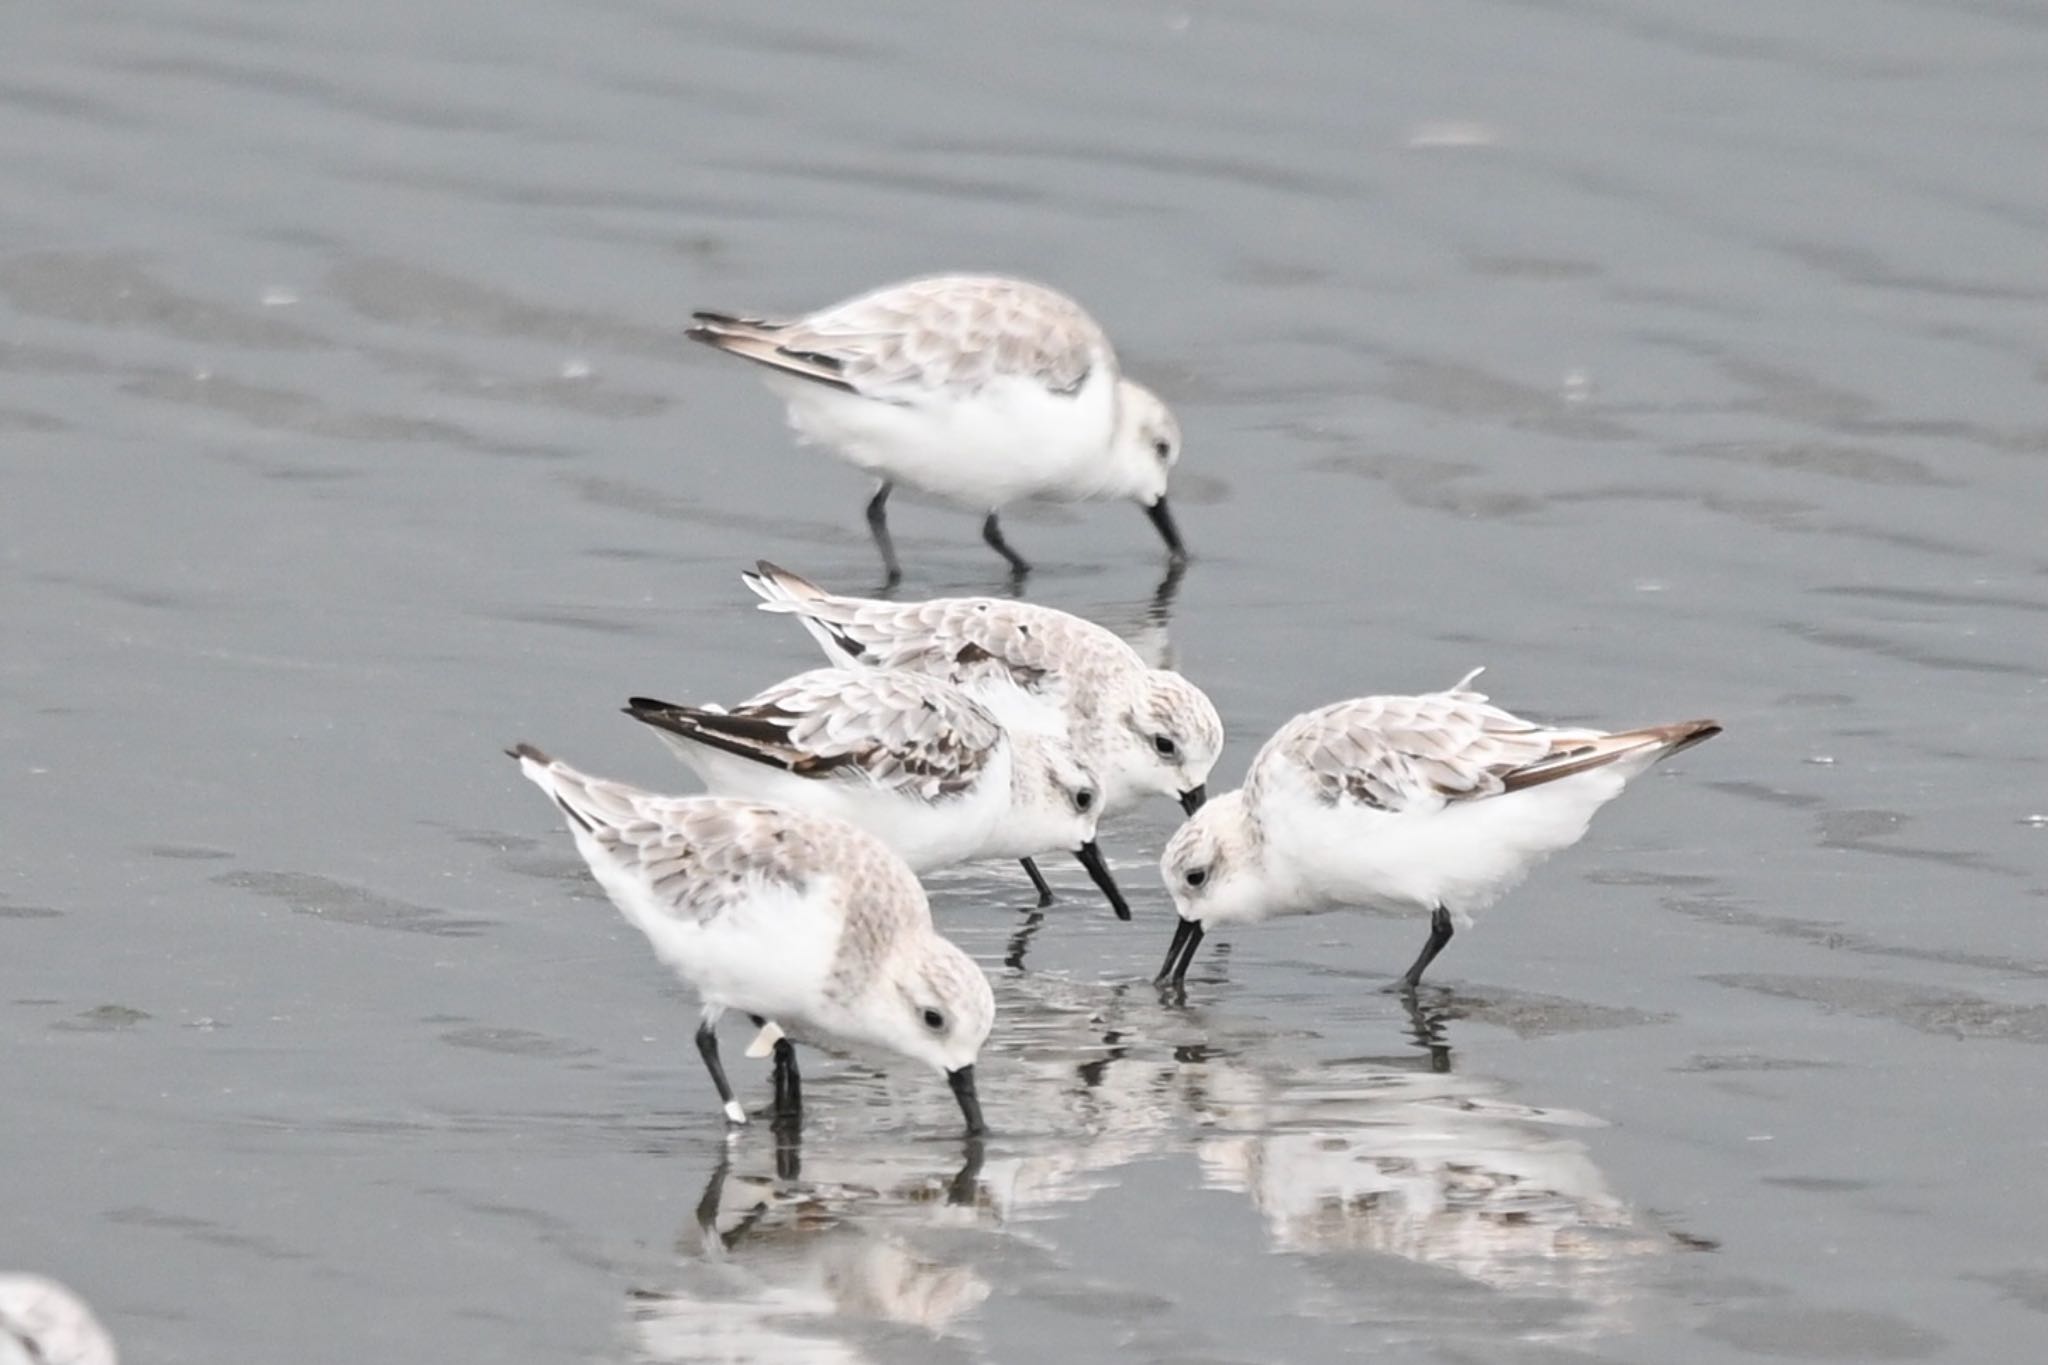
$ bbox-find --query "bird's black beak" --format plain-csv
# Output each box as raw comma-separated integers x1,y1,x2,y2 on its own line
1156,917,1206,985
1145,497,1188,565
947,1065,987,1136
1179,784,1207,815
1074,840,1132,921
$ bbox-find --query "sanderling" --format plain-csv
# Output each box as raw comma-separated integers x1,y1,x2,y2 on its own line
743,560,1224,903
0,1276,117,1365
1156,670,1720,990
623,667,1130,918
509,744,995,1134
688,274,1185,583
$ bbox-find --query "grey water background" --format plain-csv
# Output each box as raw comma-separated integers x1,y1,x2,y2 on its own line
5,0,2047,1360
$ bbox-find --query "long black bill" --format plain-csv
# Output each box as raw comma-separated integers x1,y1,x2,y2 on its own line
1145,497,1188,564
947,1065,987,1136
1156,917,1206,984
1179,784,1208,815
1074,840,1132,921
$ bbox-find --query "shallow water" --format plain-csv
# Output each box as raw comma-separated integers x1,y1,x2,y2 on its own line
5,1,2048,1360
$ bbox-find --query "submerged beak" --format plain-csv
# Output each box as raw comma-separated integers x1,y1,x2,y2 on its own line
1178,784,1207,815
1156,916,1206,985
947,1065,987,1136
1074,840,1132,921
1145,497,1188,564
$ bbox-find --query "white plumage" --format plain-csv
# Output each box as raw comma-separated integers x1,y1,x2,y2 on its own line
690,274,1186,581
623,667,1130,917
1157,671,1720,990
0,1276,117,1365
510,744,994,1133
742,561,1223,816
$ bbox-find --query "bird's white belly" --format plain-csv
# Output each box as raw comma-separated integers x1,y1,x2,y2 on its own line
773,373,1119,509
1272,769,1633,923
575,831,846,1025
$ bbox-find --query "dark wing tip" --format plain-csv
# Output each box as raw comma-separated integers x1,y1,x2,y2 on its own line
1668,720,1723,754
751,559,828,597
506,741,550,765
686,311,753,348
624,698,701,739
776,346,845,373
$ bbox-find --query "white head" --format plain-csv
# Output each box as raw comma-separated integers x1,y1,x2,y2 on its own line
999,730,1105,857
0,1276,118,1365
1105,670,1225,814
1000,730,1131,918
861,936,996,1131
1108,377,1181,506
1159,789,1272,928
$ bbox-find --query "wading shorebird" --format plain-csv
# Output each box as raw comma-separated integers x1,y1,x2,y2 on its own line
743,560,1222,908
689,274,1185,583
624,667,1129,918
1156,671,1720,992
510,745,995,1135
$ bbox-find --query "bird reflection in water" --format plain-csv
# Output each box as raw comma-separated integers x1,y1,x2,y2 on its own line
632,1137,990,1362
1191,1070,1660,1331
974,981,1710,1339
633,985,1708,1354
1085,558,1186,671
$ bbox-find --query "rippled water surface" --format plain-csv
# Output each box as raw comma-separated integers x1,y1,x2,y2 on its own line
6,2,2048,1361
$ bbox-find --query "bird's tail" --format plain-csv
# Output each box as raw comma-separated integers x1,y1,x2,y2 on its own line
687,314,856,392
1635,718,1723,760
686,311,785,361
506,743,642,834
741,559,831,612
1500,719,1721,794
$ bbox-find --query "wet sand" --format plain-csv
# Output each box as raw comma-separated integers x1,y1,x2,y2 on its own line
5,1,2048,1360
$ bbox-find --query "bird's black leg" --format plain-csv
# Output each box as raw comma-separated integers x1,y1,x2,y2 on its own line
1399,906,1455,992
1019,857,1055,906
770,1037,802,1124
866,482,902,587
981,512,1031,577
696,1019,746,1124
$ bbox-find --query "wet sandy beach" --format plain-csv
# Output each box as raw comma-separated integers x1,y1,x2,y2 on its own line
5,1,2048,1360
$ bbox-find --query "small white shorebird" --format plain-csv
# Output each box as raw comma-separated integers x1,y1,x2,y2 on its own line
509,745,995,1134
0,1275,117,1365
1157,671,1720,991
623,667,1131,918
688,274,1186,583
742,560,1224,904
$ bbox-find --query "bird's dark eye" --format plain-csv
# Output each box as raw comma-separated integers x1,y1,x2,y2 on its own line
921,1008,946,1031
1153,735,1179,758
1074,789,1095,812
1152,438,1172,460
1186,868,1208,888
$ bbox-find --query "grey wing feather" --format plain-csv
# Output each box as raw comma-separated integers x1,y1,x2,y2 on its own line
526,754,926,929
1253,681,1585,813
546,775,815,922
777,593,1138,697
736,669,1006,801
773,276,1107,399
